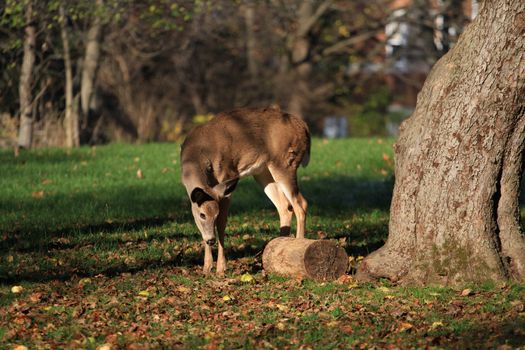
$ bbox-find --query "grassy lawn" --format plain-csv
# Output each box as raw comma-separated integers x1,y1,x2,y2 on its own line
0,139,524,349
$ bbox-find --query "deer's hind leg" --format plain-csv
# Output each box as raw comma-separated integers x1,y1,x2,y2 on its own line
254,169,293,236
267,165,308,239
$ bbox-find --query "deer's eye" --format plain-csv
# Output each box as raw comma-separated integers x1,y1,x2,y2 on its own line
200,213,206,220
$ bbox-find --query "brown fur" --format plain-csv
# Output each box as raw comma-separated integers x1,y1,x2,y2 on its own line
181,105,310,275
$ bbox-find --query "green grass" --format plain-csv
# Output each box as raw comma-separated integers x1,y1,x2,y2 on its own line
0,138,524,349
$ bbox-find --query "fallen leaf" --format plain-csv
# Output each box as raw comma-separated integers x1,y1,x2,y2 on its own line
240,273,254,283
275,304,289,312
29,292,42,303
382,153,391,161
13,345,28,350
177,286,191,293
378,286,391,293
97,344,112,350
31,190,44,199
337,274,353,284
138,290,150,297
460,288,473,296
327,320,339,327
348,282,359,289
11,285,23,294
222,295,233,302
397,322,413,332
496,345,513,350
79,278,92,286
340,325,353,334
431,321,444,329
136,169,144,179
510,300,524,312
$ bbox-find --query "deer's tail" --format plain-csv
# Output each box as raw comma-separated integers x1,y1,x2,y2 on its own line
301,127,311,168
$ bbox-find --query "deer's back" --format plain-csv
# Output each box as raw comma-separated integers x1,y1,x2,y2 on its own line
181,107,310,182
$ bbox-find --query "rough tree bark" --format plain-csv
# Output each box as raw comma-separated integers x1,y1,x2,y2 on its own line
59,2,79,147
357,0,525,285
17,1,36,149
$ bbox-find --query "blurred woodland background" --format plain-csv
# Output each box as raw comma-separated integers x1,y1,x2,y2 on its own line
0,0,477,148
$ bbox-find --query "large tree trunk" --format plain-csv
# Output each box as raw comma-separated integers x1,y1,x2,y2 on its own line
17,1,36,149
357,0,525,285
80,0,103,130
60,3,79,148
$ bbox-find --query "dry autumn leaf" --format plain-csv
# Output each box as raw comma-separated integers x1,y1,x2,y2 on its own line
11,285,24,293
348,282,359,289
138,290,150,297
460,288,473,296
397,322,413,332
276,322,286,331
337,274,353,284
13,345,28,350
510,300,524,312
240,273,254,283
431,321,444,329
29,292,42,303
32,190,44,199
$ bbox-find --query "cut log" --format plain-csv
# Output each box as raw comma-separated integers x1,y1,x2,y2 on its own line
262,237,348,281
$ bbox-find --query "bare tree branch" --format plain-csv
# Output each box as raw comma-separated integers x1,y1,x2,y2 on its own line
297,0,333,38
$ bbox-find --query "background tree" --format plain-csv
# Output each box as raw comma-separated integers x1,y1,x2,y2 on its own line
17,0,36,149
0,0,472,147
59,1,79,147
357,0,525,284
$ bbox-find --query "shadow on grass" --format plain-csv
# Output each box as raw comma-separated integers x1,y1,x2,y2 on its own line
436,318,525,349
1,175,393,238
0,236,269,283
0,175,393,282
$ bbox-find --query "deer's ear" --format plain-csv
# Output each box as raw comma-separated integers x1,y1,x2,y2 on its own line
190,187,214,206
215,178,238,198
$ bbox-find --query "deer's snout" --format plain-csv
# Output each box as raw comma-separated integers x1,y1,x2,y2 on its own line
205,238,216,246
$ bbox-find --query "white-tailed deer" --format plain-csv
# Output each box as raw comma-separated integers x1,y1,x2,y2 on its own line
180,105,310,275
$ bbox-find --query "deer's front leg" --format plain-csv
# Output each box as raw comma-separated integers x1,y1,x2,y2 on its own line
216,197,231,276
203,241,214,274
